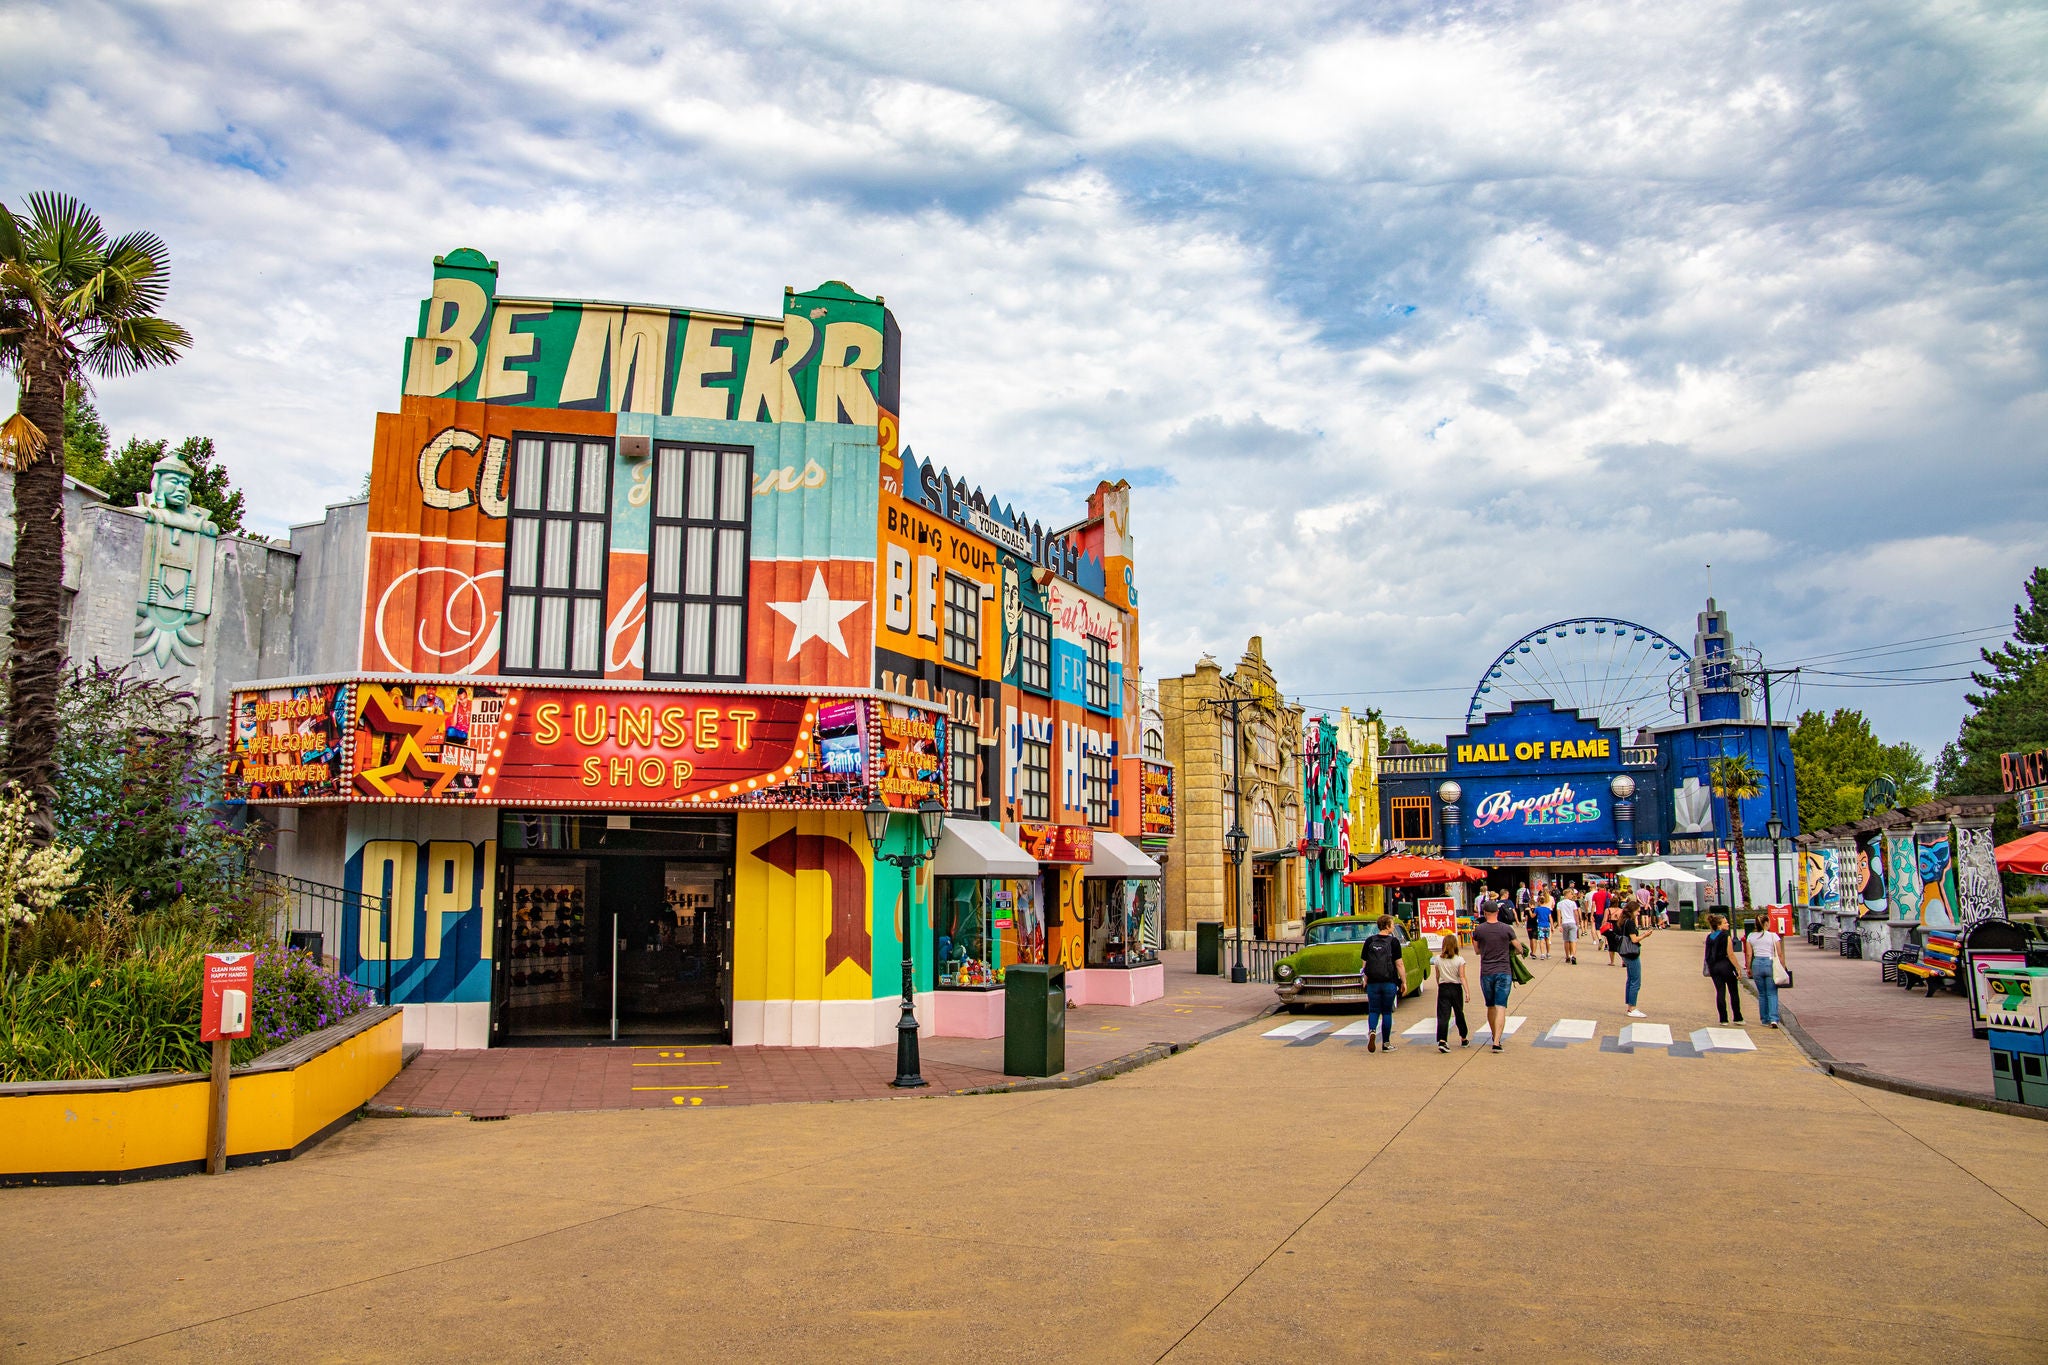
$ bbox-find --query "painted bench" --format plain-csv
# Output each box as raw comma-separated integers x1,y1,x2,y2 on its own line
1896,932,1962,997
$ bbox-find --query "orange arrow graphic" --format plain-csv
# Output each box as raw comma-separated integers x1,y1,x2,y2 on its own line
751,830,871,976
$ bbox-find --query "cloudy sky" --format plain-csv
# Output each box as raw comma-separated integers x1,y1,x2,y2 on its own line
5,0,2042,754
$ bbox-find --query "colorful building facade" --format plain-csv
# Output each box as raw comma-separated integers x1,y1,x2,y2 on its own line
232,250,1155,1050
1158,638,1305,947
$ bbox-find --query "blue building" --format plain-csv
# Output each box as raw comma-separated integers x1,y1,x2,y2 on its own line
1374,598,1797,904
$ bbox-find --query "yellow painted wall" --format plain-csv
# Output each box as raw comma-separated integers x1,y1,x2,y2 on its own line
0,1011,403,1182
732,810,876,1004
1049,866,1084,971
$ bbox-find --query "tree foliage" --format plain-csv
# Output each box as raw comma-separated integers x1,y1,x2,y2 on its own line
52,662,265,919
62,384,108,484
1709,755,1763,910
58,386,245,533
1387,725,1446,754
0,192,192,834
1788,708,1933,831
97,434,245,533
1939,566,2048,798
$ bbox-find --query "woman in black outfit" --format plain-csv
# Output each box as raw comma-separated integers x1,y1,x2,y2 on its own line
1702,912,1744,1024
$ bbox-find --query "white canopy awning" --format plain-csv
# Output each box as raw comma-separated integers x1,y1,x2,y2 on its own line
931,819,1039,878
1622,860,1708,884
1087,831,1161,879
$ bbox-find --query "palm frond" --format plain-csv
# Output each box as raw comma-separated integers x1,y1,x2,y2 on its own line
22,193,107,288
96,231,172,315
0,205,24,267
80,314,191,377
0,411,51,468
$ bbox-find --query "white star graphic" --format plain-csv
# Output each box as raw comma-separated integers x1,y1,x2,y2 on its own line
766,568,867,660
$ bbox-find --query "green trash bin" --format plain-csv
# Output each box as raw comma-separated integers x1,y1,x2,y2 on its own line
1195,921,1223,976
1004,965,1066,1078
1680,906,1697,931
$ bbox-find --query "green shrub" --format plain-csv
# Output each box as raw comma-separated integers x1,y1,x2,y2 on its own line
0,930,375,1082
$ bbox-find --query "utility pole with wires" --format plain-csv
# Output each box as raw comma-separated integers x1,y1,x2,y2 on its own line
1204,684,1254,984
1736,663,1802,905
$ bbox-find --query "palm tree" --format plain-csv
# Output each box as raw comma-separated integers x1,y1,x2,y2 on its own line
1709,755,1765,915
0,194,190,834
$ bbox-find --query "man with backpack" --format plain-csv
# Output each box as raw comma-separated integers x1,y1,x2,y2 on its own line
1360,915,1408,1053
1471,903,1523,1053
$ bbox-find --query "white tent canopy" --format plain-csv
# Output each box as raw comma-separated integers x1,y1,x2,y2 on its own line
1621,860,1707,884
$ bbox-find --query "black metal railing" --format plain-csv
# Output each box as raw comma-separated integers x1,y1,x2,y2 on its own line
1238,938,1304,984
255,870,393,1005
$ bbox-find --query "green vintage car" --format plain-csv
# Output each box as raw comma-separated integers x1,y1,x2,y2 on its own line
1274,916,1433,1010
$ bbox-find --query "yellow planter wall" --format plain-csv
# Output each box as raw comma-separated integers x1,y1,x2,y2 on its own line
0,1009,403,1185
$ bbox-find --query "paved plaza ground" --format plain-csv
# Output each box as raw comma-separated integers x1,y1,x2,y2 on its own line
1775,933,1998,1098
7,937,2046,1362
374,952,1274,1113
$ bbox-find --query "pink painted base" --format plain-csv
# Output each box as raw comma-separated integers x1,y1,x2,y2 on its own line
1067,963,1167,1007
933,988,1005,1038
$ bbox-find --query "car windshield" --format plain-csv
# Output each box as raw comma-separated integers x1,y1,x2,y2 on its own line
1308,921,1388,945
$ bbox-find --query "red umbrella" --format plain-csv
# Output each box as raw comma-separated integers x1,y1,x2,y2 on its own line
1994,831,2048,876
1342,854,1490,886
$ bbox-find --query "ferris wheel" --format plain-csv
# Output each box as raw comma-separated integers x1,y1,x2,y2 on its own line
1467,617,1690,737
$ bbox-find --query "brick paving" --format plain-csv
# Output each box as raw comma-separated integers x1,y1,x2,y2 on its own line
373,950,1277,1115
1776,934,1994,1097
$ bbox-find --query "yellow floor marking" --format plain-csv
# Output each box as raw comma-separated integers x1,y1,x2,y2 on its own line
671,1096,706,1105
631,1085,731,1091
632,1061,722,1067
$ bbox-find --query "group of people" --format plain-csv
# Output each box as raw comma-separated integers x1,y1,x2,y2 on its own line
1701,912,1786,1029
1352,886,1789,1054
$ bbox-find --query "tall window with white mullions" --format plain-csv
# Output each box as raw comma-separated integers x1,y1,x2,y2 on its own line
502,436,613,677
645,445,753,682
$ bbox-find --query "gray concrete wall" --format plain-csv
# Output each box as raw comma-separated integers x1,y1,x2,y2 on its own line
0,475,369,728
288,499,368,675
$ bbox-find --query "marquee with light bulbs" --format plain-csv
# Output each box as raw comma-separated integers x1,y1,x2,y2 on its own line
229,676,946,812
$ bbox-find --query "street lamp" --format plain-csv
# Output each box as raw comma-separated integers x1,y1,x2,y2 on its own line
863,796,947,1089
1224,823,1250,983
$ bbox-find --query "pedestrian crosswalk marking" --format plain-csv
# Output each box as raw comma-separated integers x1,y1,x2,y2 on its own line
1617,1022,1674,1050
1474,1017,1526,1044
1260,1016,1759,1060
1691,1027,1757,1053
1262,1020,1331,1039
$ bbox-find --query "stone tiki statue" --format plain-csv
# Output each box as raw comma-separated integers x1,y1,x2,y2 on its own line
133,453,219,667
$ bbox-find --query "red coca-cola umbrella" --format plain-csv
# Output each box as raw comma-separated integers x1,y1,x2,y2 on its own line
1341,854,1489,886
1994,831,2048,876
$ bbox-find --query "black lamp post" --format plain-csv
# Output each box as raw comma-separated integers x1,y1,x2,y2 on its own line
1224,823,1249,983
863,796,946,1090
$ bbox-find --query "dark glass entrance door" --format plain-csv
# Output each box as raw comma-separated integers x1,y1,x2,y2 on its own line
599,860,726,1036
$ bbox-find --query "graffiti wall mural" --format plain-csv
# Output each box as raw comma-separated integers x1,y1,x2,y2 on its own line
1955,824,2005,920
1886,832,1921,923
1916,828,1960,930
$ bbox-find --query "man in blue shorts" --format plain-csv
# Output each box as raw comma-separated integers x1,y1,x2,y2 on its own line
1471,903,1521,1052
1532,896,1553,959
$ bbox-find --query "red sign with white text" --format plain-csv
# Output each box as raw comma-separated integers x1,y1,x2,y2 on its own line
1418,897,1457,933
201,952,256,1041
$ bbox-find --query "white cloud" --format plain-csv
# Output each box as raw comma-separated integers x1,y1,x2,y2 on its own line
2,0,2042,753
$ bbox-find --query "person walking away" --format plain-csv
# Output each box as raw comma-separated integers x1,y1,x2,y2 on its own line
1532,893,1554,959
1618,907,1652,1017
1433,931,1469,1052
1556,888,1580,964
1602,906,1624,966
1744,916,1783,1028
1590,882,1609,927
1703,913,1744,1024
1360,915,1408,1052
1472,905,1521,1052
